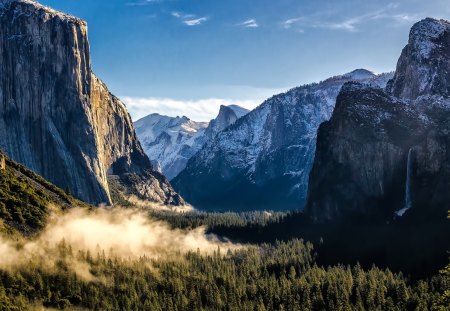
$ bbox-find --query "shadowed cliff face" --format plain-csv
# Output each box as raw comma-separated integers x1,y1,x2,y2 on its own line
173,71,392,211
0,0,183,206
306,84,450,222
307,18,450,223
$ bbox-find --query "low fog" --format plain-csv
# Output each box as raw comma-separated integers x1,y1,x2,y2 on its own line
0,207,240,281
124,195,195,213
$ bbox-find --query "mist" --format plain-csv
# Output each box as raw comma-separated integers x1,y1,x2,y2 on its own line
124,195,195,213
0,207,241,280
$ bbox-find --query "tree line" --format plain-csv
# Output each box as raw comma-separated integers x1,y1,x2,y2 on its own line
0,239,447,310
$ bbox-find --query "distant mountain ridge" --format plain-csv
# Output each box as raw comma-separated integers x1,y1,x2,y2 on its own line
173,70,393,211
0,0,183,206
135,104,249,180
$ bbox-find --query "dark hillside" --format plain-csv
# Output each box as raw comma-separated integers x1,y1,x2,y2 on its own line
0,152,89,236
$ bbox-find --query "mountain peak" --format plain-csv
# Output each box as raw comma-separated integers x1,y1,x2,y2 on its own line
387,17,450,100
216,104,249,120
343,69,375,80
410,18,450,59
218,105,230,113
177,115,190,122
227,105,250,118
412,18,450,37
1,0,84,24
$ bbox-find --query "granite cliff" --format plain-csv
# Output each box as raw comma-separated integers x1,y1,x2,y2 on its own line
306,18,450,222
0,0,183,206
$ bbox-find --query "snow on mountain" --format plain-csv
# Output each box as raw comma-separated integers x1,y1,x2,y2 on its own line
204,105,250,141
410,18,449,59
173,70,394,211
307,18,450,222
228,105,251,118
387,18,450,100
343,68,375,80
135,105,249,180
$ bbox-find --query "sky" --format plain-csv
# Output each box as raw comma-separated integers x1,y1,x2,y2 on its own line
39,0,450,121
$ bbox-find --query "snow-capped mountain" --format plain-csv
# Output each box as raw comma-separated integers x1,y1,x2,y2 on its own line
307,18,450,222
135,105,249,180
173,69,393,211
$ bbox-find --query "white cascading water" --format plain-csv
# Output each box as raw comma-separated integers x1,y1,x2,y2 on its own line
404,148,413,210
395,148,414,217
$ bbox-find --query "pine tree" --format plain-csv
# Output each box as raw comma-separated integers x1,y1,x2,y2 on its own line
0,154,5,171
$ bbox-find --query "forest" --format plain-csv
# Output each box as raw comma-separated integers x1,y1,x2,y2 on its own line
0,239,448,310
0,156,449,310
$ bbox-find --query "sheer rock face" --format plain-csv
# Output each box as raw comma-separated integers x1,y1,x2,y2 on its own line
173,70,392,211
307,18,450,223
387,18,450,99
0,0,183,206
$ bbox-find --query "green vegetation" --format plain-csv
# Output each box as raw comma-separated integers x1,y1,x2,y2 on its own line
107,175,134,207
0,239,445,310
148,210,288,230
0,154,87,235
0,154,448,310
433,212,450,309
434,263,450,310
0,162,51,232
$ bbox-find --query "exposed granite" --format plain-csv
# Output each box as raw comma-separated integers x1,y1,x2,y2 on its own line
0,0,183,206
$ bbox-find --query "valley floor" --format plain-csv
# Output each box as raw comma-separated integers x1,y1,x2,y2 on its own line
0,208,448,310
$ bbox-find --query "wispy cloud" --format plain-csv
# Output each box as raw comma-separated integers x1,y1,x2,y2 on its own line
171,11,195,19
283,3,420,33
171,11,209,26
183,17,209,26
121,97,260,121
238,19,259,28
126,0,160,6
283,17,304,29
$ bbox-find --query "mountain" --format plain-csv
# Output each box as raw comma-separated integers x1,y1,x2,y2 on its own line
135,105,249,180
172,70,393,211
387,18,450,99
0,0,183,206
206,105,250,139
306,18,450,222
135,114,208,180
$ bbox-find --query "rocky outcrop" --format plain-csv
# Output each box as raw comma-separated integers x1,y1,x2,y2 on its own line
204,105,250,140
173,70,392,211
387,18,450,100
307,18,450,222
0,0,183,206
135,104,248,180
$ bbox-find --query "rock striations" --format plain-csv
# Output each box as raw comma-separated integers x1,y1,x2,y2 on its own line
135,104,249,180
0,0,183,206
306,18,450,222
173,70,392,211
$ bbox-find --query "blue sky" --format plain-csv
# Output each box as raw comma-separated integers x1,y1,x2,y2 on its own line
39,0,450,121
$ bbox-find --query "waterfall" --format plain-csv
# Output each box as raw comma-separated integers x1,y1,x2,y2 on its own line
396,148,414,217
404,148,413,210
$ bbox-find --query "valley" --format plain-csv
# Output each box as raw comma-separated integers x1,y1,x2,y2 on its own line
0,0,448,310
